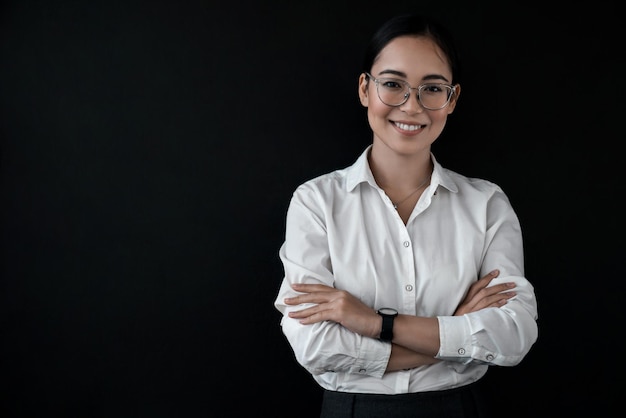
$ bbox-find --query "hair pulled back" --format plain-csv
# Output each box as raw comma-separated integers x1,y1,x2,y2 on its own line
362,14,462,85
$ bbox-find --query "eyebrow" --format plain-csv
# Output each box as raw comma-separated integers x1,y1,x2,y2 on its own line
378,69,450,83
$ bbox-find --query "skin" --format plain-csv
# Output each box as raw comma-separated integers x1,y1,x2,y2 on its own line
284,35,517,372
363,35,460,224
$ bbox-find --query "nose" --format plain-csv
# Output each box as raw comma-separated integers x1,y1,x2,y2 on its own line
399,89,424,114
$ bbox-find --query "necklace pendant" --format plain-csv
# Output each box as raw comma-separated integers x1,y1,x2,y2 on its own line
393,203,398,209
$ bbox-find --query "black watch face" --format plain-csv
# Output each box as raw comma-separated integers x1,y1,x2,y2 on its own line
378,308,398,316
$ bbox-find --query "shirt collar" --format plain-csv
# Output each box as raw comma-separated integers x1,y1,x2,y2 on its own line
345,145,459,193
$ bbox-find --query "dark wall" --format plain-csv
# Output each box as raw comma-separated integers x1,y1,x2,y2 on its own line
1,1,623,417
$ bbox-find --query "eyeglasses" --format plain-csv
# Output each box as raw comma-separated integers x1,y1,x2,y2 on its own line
365,72,456,110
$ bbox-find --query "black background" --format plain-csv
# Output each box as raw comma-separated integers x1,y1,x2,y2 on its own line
1,1,623,417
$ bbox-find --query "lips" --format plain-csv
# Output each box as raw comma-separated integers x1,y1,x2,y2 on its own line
393,121,424,131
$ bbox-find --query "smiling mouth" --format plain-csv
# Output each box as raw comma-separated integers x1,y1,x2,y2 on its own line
393,121,423,131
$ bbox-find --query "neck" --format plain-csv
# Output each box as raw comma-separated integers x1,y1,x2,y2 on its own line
368,145,433,190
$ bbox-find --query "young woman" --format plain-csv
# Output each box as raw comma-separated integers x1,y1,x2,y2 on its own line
274,14,538,418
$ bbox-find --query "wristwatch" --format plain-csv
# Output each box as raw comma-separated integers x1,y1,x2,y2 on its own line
377,308,398,342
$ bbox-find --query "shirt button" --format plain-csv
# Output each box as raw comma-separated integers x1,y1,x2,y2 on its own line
458,348,466,355
486,354,494,361
405,285,413,292
403,241,410,247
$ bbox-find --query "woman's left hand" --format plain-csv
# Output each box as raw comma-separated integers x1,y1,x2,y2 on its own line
284,283,381,338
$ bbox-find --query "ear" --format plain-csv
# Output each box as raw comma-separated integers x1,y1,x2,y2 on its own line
358,73,369,107
446,84,461,114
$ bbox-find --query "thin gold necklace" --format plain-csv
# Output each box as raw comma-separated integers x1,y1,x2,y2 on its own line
391,176,431,209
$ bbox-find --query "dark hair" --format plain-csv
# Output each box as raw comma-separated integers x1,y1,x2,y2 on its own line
362,14,462,84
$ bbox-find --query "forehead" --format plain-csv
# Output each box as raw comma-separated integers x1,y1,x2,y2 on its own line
372,36,452,80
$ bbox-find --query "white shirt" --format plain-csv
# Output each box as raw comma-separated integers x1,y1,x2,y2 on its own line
274,145,538,394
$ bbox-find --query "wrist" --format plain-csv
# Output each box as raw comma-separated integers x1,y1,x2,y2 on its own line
377,308,398,342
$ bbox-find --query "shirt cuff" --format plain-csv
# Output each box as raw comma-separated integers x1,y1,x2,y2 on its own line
435,315,473,364
348,336,391,379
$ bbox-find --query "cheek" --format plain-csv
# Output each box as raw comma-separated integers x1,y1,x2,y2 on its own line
428,112,451,136
367,100,391,120
432,110,451,125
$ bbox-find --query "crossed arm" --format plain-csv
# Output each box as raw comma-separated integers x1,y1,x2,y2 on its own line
283,269,516,371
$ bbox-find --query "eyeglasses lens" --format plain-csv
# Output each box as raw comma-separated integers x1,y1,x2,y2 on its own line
376,79,451,110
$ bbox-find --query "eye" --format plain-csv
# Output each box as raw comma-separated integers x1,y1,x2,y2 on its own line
421,84,446,94
380,79,405,90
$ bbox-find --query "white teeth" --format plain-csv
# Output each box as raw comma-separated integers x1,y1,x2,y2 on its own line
395,122,421,131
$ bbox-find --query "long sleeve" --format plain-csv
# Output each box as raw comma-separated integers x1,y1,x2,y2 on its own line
436,185,538,366
274,183,391,378
273,148,539,394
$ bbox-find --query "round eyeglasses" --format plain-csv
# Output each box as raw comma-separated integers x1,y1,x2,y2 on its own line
365,72,456,110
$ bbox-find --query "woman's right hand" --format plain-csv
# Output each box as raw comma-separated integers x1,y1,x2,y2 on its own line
454,270,516,316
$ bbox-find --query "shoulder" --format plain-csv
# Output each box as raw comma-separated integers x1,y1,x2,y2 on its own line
438,167,514,210
293,148,369,199
432,154,504,198
444,168,503,194
289,167,349,205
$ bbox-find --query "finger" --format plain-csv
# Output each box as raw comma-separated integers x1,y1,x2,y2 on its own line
481,269,499,281
477,291,517,310
490,291,517,308
482,282,516,296
467,283,515,308
465,270,500,300
284,292,334,306
288,307,329,324
288,306,318,319
460,283,515,313
291,283,334,293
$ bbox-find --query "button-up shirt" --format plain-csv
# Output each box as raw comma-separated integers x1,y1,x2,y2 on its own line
274,145,538,394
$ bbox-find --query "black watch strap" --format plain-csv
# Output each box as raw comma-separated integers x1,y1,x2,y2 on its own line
377,308,398,342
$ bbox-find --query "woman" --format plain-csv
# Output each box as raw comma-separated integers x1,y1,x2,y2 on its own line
274,14,538,418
